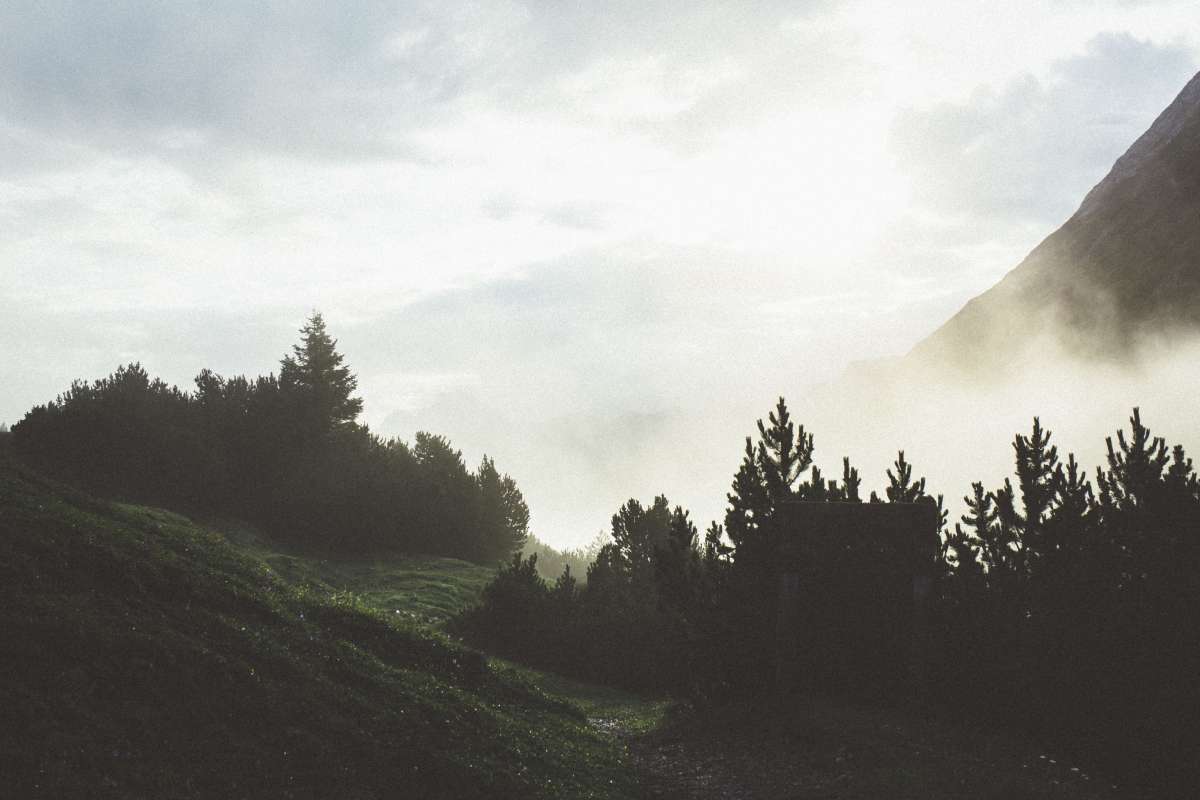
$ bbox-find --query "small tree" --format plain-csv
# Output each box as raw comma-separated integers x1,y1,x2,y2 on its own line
886,450,927,503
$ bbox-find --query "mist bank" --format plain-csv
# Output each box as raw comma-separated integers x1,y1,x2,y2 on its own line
794,331,1200,517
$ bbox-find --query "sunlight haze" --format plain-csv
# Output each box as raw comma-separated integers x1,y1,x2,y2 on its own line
3,0,1199,546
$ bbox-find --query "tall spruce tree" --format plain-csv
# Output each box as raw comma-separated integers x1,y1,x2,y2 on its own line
279,312,363,434
476,455,531,561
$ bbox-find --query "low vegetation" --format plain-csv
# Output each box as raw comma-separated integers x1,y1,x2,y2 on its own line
217,521,495,625
0,452,636,799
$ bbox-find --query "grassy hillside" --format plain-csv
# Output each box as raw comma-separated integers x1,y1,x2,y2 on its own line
215,521,495,625
0,452,636,800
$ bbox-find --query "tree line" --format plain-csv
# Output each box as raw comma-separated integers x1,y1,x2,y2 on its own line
11,313,529,563
455,397,1200,794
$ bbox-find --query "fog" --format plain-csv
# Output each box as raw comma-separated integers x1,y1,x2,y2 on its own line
800,333,1200,522
3,2,1200,548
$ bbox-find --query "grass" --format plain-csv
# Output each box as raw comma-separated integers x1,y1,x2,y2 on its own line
210,516,670,736
208,520,495,625
0,452,639,799
496,662,670,736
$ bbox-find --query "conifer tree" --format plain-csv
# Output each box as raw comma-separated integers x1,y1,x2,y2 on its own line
725,436,769,551
944,522,984,580
279,311,363,434
552,564,577,602
703,521,731,564
982,478,1023,579
962,482,996,544
934,493,949,538
756,396,813,505
1013,418,1059,567
885,450,927,503
476,455,531,560
1165,444,1198,496
1096,407,1168,512
804,464,828,501
609,495,673,585
725,397,816,555
838,457,862,502
1046,453,1092,563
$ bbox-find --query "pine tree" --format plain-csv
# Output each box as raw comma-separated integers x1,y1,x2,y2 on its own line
552,564,578,602
1096,407,1168,512
725,436,769,551
804,464,828,501
944,522,984,581
982,478,1023,579
1013,418,1059,567
703,521,731,564
962,482,996,545
838,457,862,502
1045,453,1092,564
279,311,363,434
609,495,673,585
476,455,531,561
756,396,813,505
886,450,927,503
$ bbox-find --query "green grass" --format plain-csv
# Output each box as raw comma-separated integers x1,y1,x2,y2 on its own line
208,520,495,625
497,663,669,736
210,516,670,736
0,454,638,799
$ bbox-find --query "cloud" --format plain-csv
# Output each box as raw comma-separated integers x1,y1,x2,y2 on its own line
0,1,478,164
332,241,969,541
892,32,1197,225
4,3,1200,549
0,0,843,170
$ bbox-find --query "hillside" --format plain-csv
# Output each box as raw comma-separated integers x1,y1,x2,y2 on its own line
217,522,495,625
912,70,1200,370
0,450,636,800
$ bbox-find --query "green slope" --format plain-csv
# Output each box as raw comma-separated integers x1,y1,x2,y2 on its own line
215,521,495,625
0,454,636,800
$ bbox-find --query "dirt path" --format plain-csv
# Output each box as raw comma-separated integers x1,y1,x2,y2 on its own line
595,698,1119,800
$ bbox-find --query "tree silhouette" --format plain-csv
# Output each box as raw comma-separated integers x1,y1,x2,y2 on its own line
279,311,363,435
725,436,769,552
1013,417,1059,566
885,450,926,503
756,397,812,505
1096,407,1169,512
476,455,531,561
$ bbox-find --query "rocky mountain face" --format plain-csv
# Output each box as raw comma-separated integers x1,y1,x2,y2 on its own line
911,70,1200,371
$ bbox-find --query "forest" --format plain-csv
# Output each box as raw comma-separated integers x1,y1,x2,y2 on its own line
458,397,1200,793
10,313,530,563
9,314,1199,795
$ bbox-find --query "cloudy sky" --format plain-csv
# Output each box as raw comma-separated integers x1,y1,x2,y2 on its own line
3,1,1198,546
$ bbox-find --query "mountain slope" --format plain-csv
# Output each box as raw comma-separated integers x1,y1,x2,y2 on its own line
912,70,1200,369
0,450,635,800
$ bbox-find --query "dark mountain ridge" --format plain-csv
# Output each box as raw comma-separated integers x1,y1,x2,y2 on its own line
911,70,1200,370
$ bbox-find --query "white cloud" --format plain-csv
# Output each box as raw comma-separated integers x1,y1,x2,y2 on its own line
2,2,1199,545
892,32,1197,225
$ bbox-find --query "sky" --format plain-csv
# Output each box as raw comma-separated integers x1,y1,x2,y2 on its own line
2,1,1199,547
